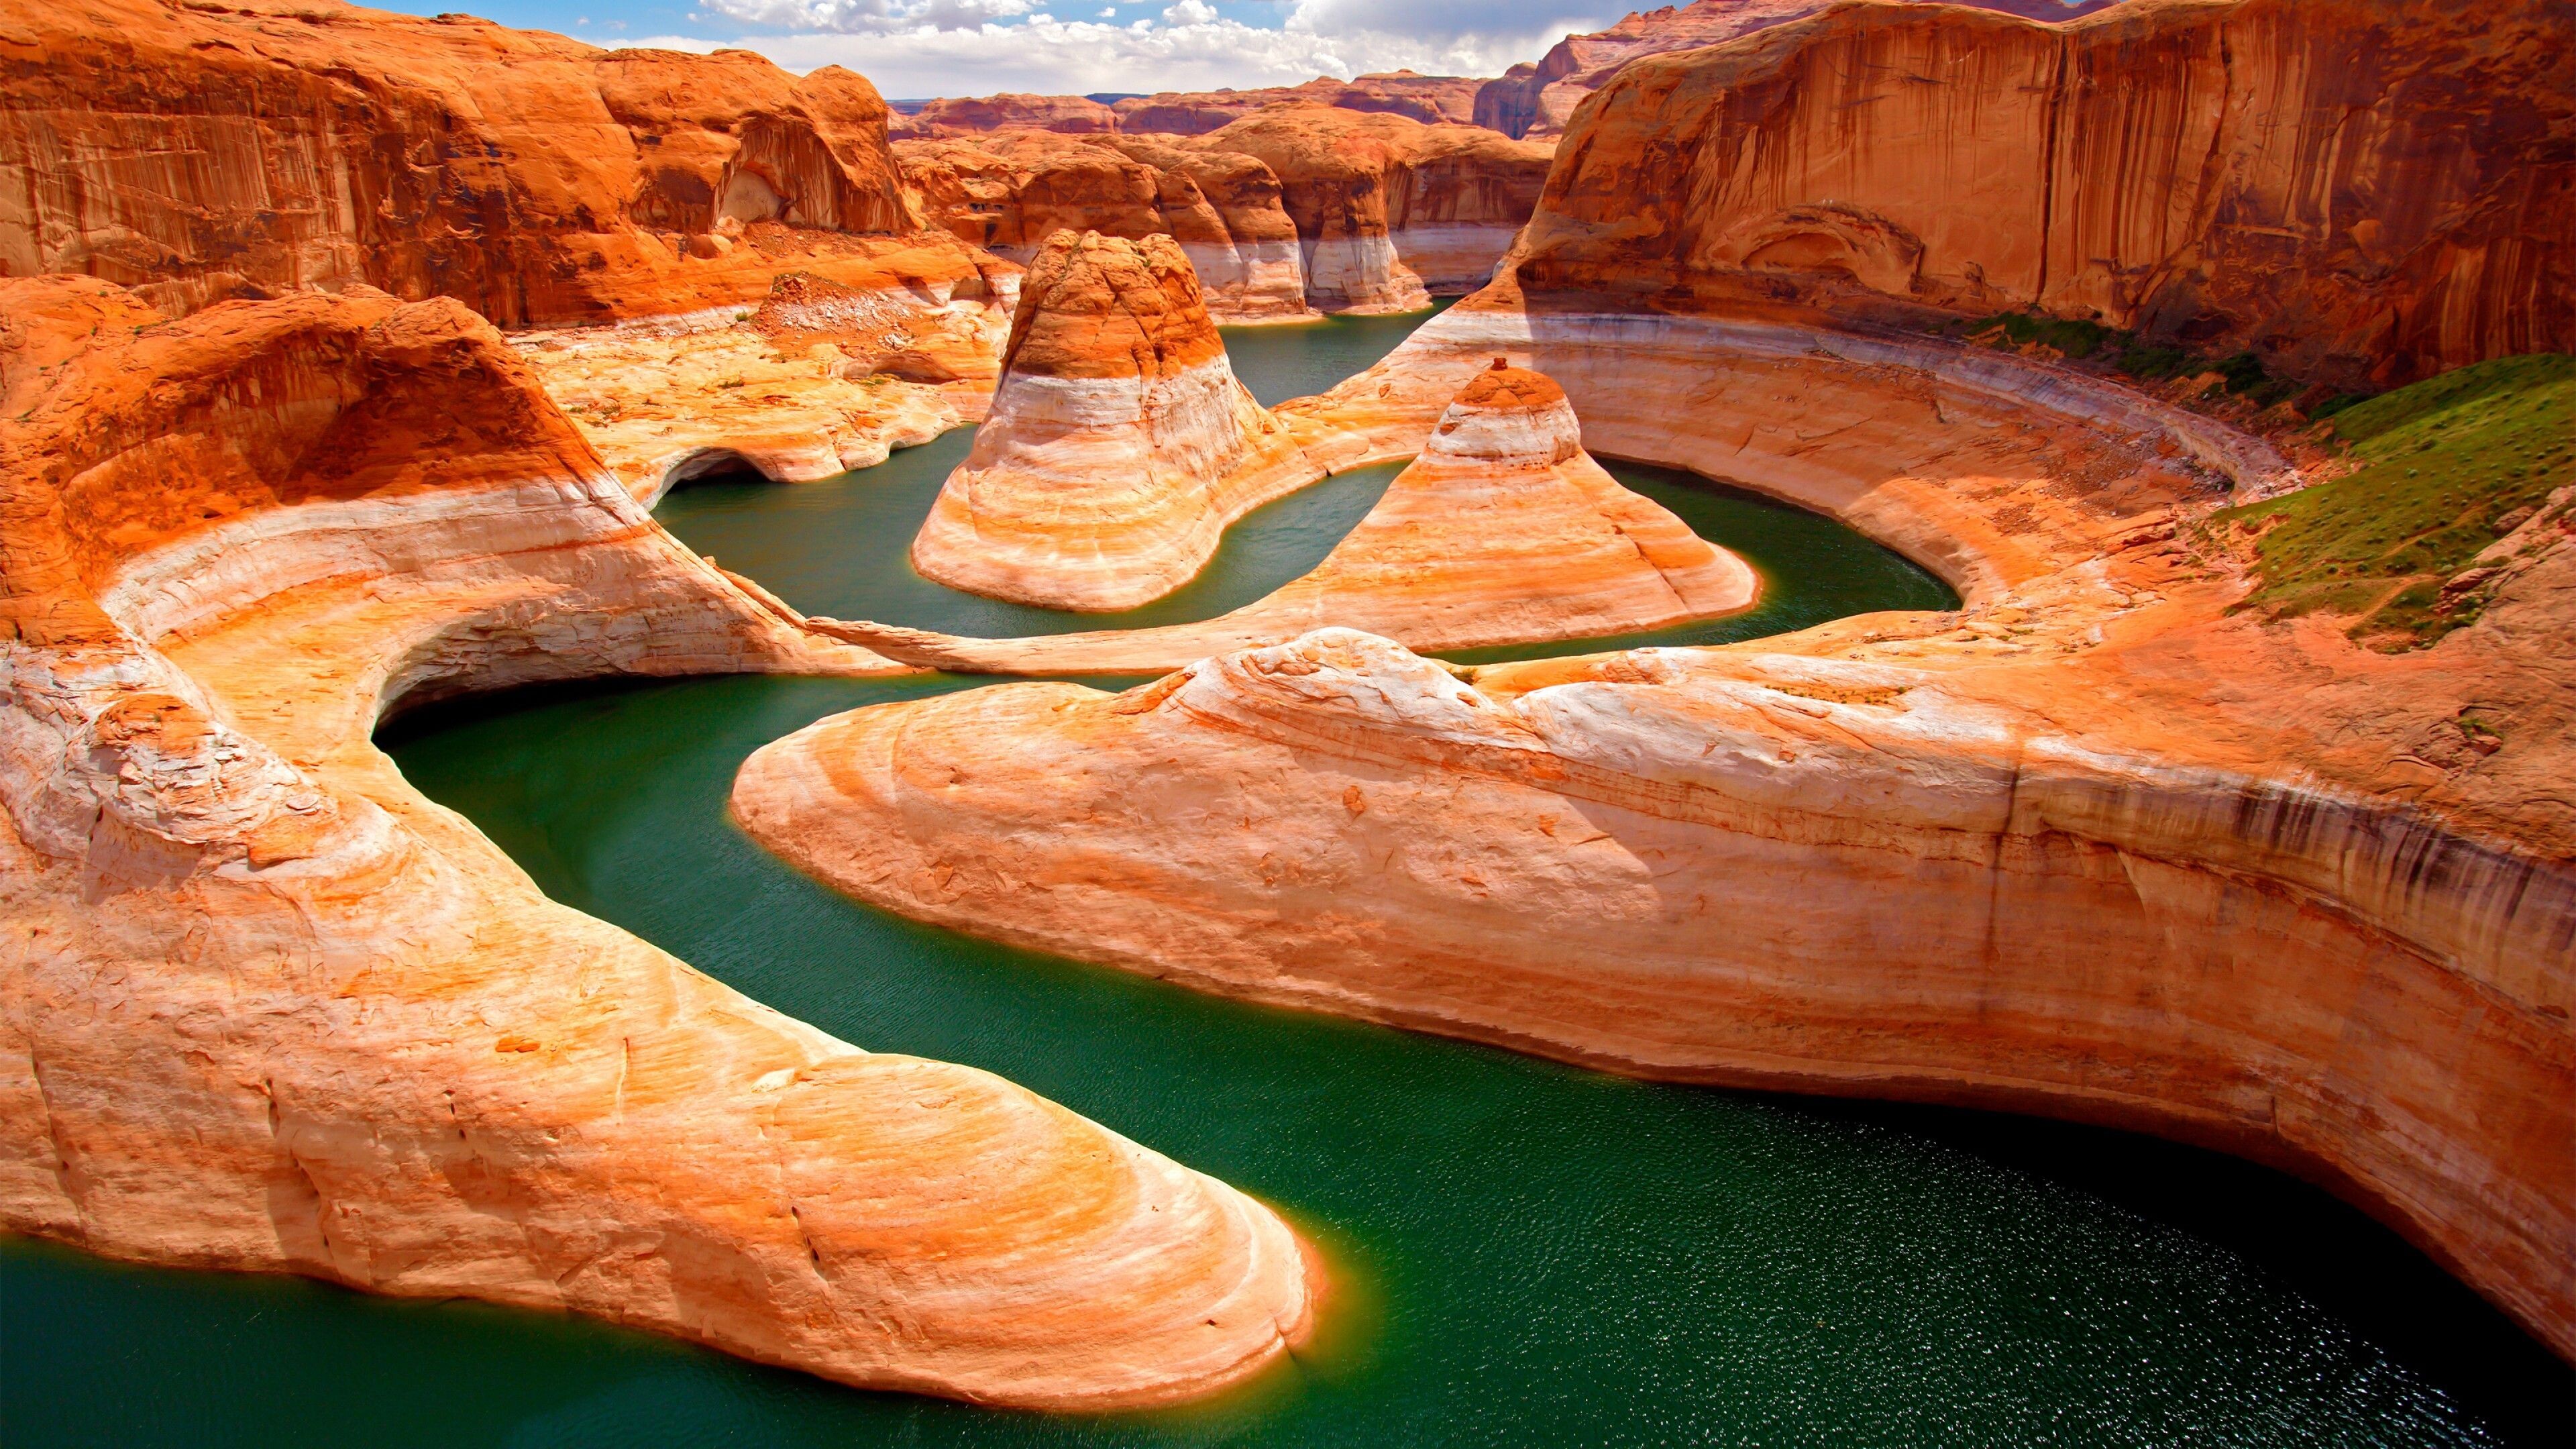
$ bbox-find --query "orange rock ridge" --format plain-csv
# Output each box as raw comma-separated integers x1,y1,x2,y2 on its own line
0,275,1320,1408
1503,0,2575,386
735,286,2576,1359
894,92,1122,138
909,231,1320,608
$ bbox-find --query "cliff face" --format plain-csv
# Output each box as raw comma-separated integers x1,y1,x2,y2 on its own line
908,231,1318,608
1509,0,2575,385
898,110,1552,319
0,0,934,324
897,131,1311,319
1471,0,2118,140
1203,107,1557,311
0,274,1318,1408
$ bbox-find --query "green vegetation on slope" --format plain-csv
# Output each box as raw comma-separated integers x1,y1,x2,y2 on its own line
1948,311,2297,405
2212,354,2575,649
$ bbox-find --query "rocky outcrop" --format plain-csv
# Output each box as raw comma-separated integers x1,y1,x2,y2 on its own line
894,92,1120,138
1470,0,2116,140
0,0,946,325
818,360,1754,672
1112,71,1485,135
898,132,1311,321
733,293,2575,1359
1202,107,1556,311
0,275,1319,1409
908,231,1320,608
1506,0,2575,386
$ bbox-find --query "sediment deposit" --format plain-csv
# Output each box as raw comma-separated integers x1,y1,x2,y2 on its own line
1505,0,2575,386
820,360,1754,672
0,275,1318,1408
0,0,951,326
909,231,1320,610
738,289,2576,1358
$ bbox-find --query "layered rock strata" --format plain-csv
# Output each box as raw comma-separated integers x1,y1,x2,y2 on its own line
818,360,1752,672
1506,0,2575,385
0,276,1318,1408
735,296,2575,1359
1471,0,2114,140
900,132,1312,321
910,232,1320,610
902,110,1552,317
1203,107,1556,311
0,0,938,325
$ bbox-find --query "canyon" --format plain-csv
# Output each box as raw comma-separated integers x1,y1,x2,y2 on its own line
2,0,2571,1431
0,274,1318,1408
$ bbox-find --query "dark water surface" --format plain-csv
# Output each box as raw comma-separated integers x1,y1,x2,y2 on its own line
7,309,2565,1448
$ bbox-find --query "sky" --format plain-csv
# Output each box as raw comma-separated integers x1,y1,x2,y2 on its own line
368,0,1619,99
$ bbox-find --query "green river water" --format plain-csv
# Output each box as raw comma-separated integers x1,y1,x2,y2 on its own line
5,310,2565,1448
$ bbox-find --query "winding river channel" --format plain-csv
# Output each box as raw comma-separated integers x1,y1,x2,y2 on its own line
5,310,2565,1447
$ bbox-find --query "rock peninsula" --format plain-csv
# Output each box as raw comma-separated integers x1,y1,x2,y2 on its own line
0,274,1318,1409
909,231,1320,610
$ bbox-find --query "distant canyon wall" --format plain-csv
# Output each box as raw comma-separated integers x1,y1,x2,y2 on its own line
0,0,948,325
900,109,1554,319
1505,0,2575,385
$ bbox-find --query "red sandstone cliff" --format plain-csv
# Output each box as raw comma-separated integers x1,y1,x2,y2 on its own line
1502,0,2575,385
0,0,955,325
1472,0,2118,140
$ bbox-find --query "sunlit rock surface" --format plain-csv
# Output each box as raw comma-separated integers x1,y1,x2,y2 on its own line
0,0,937,325
909,231,1320,609
1501,0,2575,386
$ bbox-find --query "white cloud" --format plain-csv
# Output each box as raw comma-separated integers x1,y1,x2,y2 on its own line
670,0,1609,95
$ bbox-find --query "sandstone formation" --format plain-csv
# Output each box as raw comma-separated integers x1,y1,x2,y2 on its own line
898,108,1554,319
817,360,1754,672
1471,0,2116,140
0,0,946,325
1201,107,1556,311
1504,0,2576,386
1112,72,1485,135
736,290,2575,1360
0,275,1318,1407
899,131,1312,321
909,231,1319,609
893,92,1120,138
519,257,1020,503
